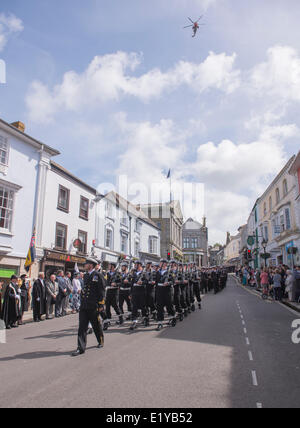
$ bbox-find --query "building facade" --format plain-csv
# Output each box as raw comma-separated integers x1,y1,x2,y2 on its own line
224,232,241,266
182,217,208,266
0,119,59,284
139,201,183,260
289,152,300,266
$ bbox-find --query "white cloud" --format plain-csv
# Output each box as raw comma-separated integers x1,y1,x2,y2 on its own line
0,13,23,51
250,45,300,102
26,50,240,123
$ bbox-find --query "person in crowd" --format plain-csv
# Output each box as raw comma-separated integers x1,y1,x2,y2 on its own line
63,271,73,314
19,274,30,325
255,269,261,289
45,274,58,319
0,280,4,315
1,275,21,329
285,270,294,302
293,266,300,302
71,272,82,313
55,270,67,317
272,269,283,301
260,268,269,294
242,267,249,286
32,273,46,322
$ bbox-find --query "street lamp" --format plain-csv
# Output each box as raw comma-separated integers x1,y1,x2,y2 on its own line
262,239,268,268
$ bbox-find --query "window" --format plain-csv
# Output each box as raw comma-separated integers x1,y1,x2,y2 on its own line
57,185,70,212
120,211,128,227
106,202,113,218
269,197,272,212
105,227,113,249
0,136,9,166
0,186,14,230
135,219,142,233
285,209,291,230
191,237,198,249
183,237,189,249
79,196,89,220
264,202,267,216
120,233,128,254
55,223,67,250
280,214,285,232
264,226,269,241
78,230,87,254
149,236,158,254
135,240,140,257
283,179,288,197
276,188,280,204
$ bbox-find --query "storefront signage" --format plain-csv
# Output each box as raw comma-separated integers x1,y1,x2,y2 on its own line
0,268,17,278
45,251,86,264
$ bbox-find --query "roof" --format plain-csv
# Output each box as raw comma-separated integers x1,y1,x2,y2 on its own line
183,218,203,230
51,161,98,195
0,118,60,157
289,151,300,175
104,191,161,230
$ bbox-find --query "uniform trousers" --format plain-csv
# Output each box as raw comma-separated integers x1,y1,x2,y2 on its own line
77,308,104,353
156,286,175,322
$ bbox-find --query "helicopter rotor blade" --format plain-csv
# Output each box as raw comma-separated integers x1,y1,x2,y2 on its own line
184,25,193,28
197,15,204,22
188,17,194,24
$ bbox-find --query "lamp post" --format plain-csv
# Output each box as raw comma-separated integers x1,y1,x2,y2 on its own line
262,238,268,268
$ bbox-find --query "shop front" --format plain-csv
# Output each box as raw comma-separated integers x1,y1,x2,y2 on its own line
41,250,87,278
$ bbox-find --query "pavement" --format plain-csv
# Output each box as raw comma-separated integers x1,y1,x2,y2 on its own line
0,276,300,408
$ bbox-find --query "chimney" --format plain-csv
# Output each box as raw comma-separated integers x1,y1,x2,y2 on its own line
11,121,25,133
226,232,231,246
202,216,207,228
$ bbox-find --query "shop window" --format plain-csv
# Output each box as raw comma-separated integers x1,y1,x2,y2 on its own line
57,185,70,212
79,196,89,220
55,223,67,250
0,186,14,231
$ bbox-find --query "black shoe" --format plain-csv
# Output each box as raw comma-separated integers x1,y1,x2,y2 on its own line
6,326,11,330
97,344,104,349
156,323,163,331
87,328,93,335
72,349,84,357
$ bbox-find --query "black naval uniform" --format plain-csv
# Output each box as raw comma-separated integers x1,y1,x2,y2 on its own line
180,269,189,315
105,270,122,320
144,269,157,317
131,270,148,320
77,270,106,353
156,268,175,322
119,271,132,314
192,268,202,306
172,269,183,316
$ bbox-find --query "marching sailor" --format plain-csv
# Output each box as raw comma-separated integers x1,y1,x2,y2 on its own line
156,259,176,331
72,257,106,356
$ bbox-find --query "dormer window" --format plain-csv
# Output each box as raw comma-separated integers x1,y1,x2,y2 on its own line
0,135,9,166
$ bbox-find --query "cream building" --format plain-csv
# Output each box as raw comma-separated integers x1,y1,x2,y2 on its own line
258,156,300,267
224,232,241,266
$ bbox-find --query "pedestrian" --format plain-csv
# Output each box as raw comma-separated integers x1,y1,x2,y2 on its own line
63,271,73,314
71,272,82,313
0,280,3,315
19,274,30,325
293,266,300,303
55,271,67,317
32,273,46,322
273,269,283,301
1,275,21,329
72,257,106,357
285,270,294,302
45,274,58,319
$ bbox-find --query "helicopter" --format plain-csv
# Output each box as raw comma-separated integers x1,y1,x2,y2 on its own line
184,16,205,38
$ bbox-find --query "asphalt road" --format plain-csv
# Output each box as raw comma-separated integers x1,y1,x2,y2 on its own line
1,275,299,408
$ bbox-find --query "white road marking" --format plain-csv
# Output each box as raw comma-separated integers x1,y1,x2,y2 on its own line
256,403,262,408
252,371,258,386
246,337,250,345
248,351,253,361
244,328,247,334
242,320,245,325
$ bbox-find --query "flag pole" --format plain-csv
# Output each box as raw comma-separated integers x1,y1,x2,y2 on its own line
169,169,172,203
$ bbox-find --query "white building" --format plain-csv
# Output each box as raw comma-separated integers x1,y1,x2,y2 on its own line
289,152,300,266
94,191,161,265
0,119,59,283
38,161,98,276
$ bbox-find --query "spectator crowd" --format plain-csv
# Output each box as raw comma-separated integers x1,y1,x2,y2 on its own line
0,270,84,330
236,265,300,303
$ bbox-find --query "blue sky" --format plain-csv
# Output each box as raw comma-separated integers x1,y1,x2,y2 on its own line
1,0,300,243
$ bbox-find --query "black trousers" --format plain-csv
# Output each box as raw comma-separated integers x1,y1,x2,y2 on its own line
156,286,175,322
106,289,121,319
145,285,156,314
119,289,132,313
180,284,188,310
77,308,104,353
173,285,182,313
193,281,202,303
131,288,147,320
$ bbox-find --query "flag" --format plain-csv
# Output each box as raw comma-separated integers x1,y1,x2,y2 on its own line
167,169,171,179
25,228,36,272
74,263,80,273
